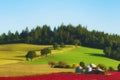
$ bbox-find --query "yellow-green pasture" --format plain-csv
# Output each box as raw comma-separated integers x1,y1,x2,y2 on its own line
0,44,74,65
0,44,51,65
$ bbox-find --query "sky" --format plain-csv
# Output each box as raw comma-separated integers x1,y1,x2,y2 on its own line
0,0,120,35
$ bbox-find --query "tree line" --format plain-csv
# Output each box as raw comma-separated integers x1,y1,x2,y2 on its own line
0,24,120,60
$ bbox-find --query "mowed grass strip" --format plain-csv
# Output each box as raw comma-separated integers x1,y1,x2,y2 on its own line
25,46,120,69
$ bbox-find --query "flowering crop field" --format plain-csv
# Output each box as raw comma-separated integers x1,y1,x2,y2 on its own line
1,72,120,80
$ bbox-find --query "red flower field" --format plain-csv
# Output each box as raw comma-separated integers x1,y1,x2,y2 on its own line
1,72,120,80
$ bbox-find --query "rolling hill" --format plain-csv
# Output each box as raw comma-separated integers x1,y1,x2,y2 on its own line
26,46,120,69
0,44,120,77
0,44,119,69
0,44,51,65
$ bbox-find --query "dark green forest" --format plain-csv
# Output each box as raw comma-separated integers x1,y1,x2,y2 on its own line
0,24,120,60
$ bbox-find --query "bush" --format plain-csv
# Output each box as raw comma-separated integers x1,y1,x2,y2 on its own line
97,64,107,70
53,43,59,50
72,63,79,68
60,42,65,48
79,61,85,68
48,60,56,68
25,51,37,61
53,61,71,68
117,64,120,71
108,67,115,71
65,65,71,68
58,61,67,66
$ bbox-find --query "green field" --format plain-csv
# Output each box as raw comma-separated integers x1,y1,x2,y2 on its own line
25,46,120,69
0,44,120,69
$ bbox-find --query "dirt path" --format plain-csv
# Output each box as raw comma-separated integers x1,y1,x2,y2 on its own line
0,63,74,77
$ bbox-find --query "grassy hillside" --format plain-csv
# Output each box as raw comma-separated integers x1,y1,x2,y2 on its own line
0,44,119,69
0,44,51,65
0,43,51,51
25,46,120,69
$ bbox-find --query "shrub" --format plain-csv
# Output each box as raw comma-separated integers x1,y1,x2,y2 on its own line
25,51,37,61
60,42,65,48
58,61,67,68
65,65,71,68
53,61,71,68
97,64,107,70
79,61,85,68
53,43,59,50
117,64,120,71
108,67,115,71
72,63,79,68
48,60,56,68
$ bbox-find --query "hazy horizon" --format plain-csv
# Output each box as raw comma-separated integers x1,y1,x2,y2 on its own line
0,0,120,35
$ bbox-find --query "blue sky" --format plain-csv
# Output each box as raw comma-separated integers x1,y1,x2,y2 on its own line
0,0,120,35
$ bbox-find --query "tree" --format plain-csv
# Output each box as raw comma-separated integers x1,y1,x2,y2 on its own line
0,24,120,54
53,43,59,50
7,30,15,43
41,25,52,44
73,39,81,47
41,48,51,56
14,31,20,42
60,42,65,48
117,64,120,72
25,51,37,61
104,47,111,57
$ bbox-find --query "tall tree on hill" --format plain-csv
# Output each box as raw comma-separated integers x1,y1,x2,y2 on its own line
0,33,7,44
33,26,42,43
7,31,14,43
41,25,52,44
14,31,20,42
20,27,29,43
53,27,58,43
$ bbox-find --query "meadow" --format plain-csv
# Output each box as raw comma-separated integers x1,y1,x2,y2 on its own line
26,46,120,69
0,44,120,77
0,44,51,65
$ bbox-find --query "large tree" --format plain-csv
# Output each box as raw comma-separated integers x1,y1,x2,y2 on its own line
41,48,51,56
25,51,37,61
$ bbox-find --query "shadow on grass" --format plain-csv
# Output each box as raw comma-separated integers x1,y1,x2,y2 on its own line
85,53,105,58
15,56,25,58
0,58,24,61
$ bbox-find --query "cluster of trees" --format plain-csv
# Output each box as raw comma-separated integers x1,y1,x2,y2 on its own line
25,42,66,61
25,48,51,61
104,42,120,60
0,24,119,49
25,43,66,61
0,24,120,60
